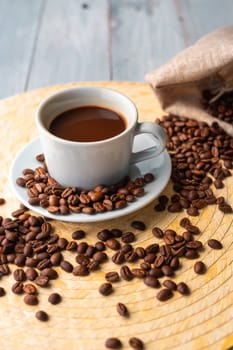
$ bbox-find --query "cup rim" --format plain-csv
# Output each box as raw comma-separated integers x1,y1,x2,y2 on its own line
35,86,138,146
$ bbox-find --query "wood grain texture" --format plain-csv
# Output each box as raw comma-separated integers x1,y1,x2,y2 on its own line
0,81,233,349
110,0,185,80
0,0,43,98
178,0,233,45
27,0,110,90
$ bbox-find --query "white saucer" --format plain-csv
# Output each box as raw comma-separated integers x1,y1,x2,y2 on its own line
9,137,171,223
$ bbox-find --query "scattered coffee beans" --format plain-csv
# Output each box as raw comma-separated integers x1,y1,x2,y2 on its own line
16,160,154,216
105,271,120,283
0,198,5,205
156,114,233,217
129,337,144,350
35,310,49,322
48,293,62,305
207,239,223,250
177,282,190,295
194,261,207,274
202,89,233,124
156,288,173,301
131,221,146,231
99,282,113,296
0,287,6,297
105,337,122,349
24,294,39,305
116,302,129,317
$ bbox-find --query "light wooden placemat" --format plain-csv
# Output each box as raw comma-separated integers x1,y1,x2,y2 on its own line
0,81,232,350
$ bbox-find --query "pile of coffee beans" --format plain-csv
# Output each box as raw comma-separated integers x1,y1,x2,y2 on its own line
202,89,233,124
155,114,233,216
0,199,223,347
4,113,232,348
16,155,154,215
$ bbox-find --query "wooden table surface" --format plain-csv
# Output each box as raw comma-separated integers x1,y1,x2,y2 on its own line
0,0,233,99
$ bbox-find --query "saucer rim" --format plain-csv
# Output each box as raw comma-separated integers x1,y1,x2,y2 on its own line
9,137,171,223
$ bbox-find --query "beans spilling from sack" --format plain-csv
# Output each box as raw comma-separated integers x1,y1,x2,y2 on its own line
155,114,233,216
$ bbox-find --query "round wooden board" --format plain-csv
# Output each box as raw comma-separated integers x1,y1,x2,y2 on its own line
0,81,233,350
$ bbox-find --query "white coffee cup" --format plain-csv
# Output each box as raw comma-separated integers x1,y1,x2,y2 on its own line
35,86,167,189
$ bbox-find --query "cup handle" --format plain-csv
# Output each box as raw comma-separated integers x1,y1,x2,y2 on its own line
130,122,168,164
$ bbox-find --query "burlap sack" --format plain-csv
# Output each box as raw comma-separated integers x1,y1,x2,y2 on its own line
145,26,233,136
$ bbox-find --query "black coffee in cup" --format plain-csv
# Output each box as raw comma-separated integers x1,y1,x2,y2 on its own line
49,106,126,142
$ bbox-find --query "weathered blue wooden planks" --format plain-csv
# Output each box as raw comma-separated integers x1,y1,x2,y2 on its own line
0,0,232,99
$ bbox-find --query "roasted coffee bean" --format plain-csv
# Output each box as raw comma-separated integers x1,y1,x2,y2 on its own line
145,243,159,254
12,281,24,294
13,268,26,282
121,243,133,254
207,239,222,249
131,220,146,231
116,302,129,317
105,337,122,349
35,310,49,322
185,240,202,250
106,238,121,251
92,251,108,263
24,294,38,305
131,268,146,278
158,195,169,206
60,260,73,273
218,203,233,213
152,227,164,239
57,237,68,249
99,282,113,296
156,288,173,301
76,254,90,266
95,241,106,251
177,282,190,295
154,203,166,211
85,245,97,258
111,228,123,238
73,265,89,276
129,337,144,350
23,283,37,295
0,198,5,205
41,268,58,280
14,254,26,267
0,264,10,277
135,247,146,259
66,240,77,251
77,242,88,254
144,173,154,183
161,265,174,277
97,229,112,242
0,287,6,297
105,271,120,283
25,268,38,281
87,260,100,271
112,251,125,265
143,275,160,288
34,275,49,287
72,230,86,240
185,250,199,259
50,252,63,266
48,292,62,305
187,207,199,216
194,261,207,274
120,265,134,281
121,232,135,243
162,279,177,291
